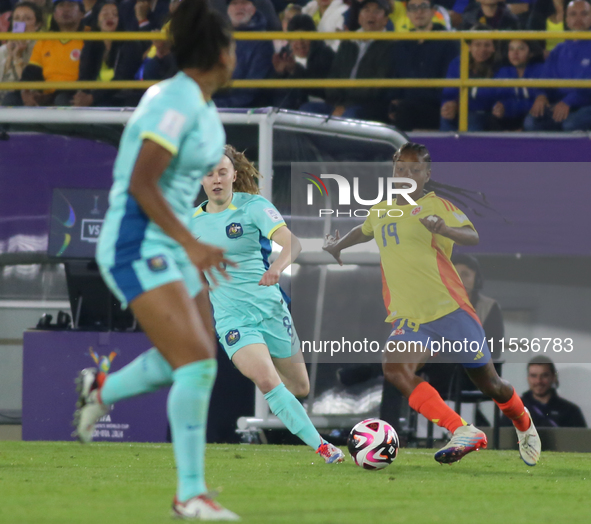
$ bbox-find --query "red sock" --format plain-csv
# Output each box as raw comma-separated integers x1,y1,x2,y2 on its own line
495,389,530,431
408,382,465,433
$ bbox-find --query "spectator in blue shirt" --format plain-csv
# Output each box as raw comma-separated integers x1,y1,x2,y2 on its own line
213,0,274,108
524,0,591,131
440,27,500,131
489,39,545,130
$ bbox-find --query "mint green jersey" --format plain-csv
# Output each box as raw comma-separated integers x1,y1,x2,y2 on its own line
190,193,287,326
97,72,225,269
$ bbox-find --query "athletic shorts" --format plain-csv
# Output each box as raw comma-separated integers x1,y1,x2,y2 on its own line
99,246,203,309
217,310,301,360
386,308,491,368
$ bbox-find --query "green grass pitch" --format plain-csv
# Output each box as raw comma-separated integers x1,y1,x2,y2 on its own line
1,442,590,524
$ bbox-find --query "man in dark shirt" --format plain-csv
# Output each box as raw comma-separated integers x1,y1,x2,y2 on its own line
502,356,587,428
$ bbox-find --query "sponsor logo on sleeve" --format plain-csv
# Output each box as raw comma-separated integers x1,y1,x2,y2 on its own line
264,207,283,222
158,109,186,139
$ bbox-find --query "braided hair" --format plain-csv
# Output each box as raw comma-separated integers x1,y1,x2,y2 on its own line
224,145,260,195
393,142,503,220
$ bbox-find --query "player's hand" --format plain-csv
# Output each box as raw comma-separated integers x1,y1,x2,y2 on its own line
530,95,549,117
185,240,236,287
323,230,343,265
419,215,449,235
441,101,458,120
492,101,505,119
259,267,281,286
552,101,570,122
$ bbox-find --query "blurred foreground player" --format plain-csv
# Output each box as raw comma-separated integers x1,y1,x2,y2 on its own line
323,142,541,466
191,146,345,463
72,0,240,519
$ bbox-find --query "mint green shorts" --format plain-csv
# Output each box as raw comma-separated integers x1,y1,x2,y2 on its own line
217,312,301,360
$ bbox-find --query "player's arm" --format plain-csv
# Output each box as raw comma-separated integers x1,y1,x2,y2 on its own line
129,140,235,283
323,225,373,266
419,215,479,246
259,225,301,286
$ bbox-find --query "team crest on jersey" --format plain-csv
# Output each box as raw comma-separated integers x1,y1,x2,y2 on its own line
411,206,423,216
226,222,243,239
225,329,240,346
147,255,168,272
392,328,405,336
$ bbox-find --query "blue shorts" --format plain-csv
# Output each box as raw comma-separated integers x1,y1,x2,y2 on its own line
217,310,301,360
387,308,491,368
99,246,203,309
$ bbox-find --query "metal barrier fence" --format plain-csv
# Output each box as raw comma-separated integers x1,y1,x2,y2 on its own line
2,30,591,131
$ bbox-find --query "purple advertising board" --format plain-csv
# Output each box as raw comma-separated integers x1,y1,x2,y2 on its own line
22,330,169,442
2,132,591,256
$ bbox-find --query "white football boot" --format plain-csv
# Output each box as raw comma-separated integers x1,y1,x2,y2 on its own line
72,368,110,443
434,424,488,464
172,493,240,521
316,442,345,464
516,408,541,466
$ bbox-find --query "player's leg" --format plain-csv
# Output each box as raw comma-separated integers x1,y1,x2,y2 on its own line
383,325,486,464
464,361,541,465
130,282,237,518
272,350,310,398
229,339,343,463
75,261,210,438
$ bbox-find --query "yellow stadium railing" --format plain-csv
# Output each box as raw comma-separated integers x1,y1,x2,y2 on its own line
2,30,591,131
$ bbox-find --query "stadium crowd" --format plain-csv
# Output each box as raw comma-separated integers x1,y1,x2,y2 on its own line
2,0,591,130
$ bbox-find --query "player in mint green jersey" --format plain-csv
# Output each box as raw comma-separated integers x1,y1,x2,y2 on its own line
72,0,240,519
191,145,345,464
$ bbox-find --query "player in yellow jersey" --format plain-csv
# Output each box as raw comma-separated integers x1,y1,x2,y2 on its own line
323,142,541,466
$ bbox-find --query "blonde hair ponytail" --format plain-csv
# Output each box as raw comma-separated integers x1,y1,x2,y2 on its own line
224,145,260,195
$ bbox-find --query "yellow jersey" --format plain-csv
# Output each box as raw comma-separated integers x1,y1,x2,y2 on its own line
361,191,478,325
29,38,83,82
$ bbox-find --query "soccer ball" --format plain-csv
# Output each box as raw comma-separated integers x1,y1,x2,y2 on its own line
347,418,399,470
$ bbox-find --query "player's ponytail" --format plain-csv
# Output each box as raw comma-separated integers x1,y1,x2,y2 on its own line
225,145,260,195
170,0,233,71
394,142,507,221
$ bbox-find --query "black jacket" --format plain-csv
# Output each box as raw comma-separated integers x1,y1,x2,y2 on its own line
326,39,395,107
272,42,335,109
78,40,144,106
501,390,587,428
391,24,459,104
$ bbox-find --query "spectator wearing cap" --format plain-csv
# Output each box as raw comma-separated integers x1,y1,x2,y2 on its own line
501,357,587,428
302,0,348,51
388,0,458,131
272,13,335,109
524,0,591,131
73,1,144,107
213,0,274,108
2,0,84,107
301,0,395,121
